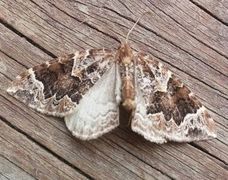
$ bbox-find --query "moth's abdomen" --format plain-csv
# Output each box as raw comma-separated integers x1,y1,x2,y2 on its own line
121,76,136,111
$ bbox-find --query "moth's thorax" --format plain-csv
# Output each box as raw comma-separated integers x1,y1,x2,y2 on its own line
118,43,136,111
117,43,133,64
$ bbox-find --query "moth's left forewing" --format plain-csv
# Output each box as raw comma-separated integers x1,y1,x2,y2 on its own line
7,49,115,117
132,52,216,143
7,54,78,117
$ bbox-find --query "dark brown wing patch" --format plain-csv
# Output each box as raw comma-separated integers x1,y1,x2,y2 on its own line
147,75,202,125
34,58,81,102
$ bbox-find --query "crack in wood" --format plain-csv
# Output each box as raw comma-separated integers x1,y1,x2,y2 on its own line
0,49,29,69
0,20,56,58
189,0,228,26
190,142,228,167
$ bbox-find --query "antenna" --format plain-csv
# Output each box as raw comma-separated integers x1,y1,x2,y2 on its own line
125,11,152,43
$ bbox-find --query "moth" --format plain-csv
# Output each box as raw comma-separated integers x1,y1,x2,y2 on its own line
7,16,216,144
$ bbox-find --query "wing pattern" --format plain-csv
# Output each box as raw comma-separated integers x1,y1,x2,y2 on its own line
131,53,216,143
7,44,216,142
7,49,114,117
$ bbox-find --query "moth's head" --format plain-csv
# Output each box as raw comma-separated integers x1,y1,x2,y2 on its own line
117,43,133,64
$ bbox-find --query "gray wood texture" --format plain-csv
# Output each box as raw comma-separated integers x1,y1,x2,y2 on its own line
0,0,227,179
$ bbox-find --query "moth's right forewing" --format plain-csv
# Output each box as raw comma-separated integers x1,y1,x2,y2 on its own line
131,53,216,143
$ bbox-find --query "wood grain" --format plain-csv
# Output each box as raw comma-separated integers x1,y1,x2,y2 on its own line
190,0,228,25
0,156,35,180
0,120,88,180
0,0,227,179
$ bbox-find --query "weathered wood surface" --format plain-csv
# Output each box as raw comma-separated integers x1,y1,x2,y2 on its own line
0,0,227,179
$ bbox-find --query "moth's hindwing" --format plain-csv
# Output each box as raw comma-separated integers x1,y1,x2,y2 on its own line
131,53,216,143
65,62,121,140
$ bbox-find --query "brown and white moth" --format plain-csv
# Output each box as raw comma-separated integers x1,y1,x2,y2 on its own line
7,16,216,143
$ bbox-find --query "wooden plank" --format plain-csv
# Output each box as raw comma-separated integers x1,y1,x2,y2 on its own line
0,120,88,180
0,0,228,179
0,156,35,180
190,0,228,25
0,26,227,179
